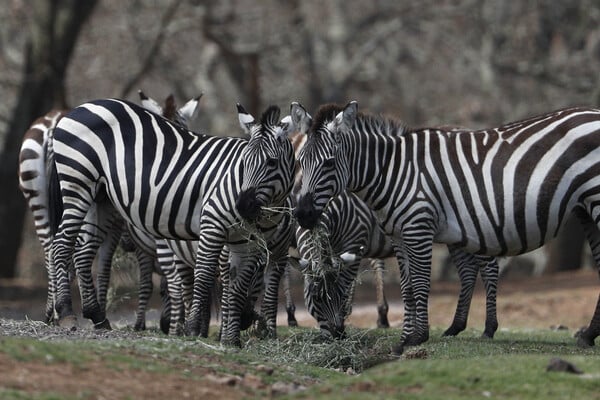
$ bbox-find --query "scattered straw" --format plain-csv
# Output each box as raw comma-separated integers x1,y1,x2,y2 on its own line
245,327,397,373
229,205,294,268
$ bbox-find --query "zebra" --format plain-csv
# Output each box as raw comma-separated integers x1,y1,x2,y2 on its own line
19,109,68,323
49,99,297,346
290,104,499,341
18,92,200,329
295,191,392,339
294,101,600,354
129,100,299,338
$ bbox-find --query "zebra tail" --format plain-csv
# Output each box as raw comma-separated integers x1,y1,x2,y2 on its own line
47,154,63,236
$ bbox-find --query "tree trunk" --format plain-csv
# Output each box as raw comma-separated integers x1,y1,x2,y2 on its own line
0,0,97,278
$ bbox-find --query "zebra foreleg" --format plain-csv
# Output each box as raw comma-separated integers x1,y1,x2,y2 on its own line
221,252,262,347
260,258,287,338
188,237,221,337
394,245,416,354
393,235,433,354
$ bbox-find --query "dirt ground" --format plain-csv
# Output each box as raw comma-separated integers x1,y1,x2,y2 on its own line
0,268,598,399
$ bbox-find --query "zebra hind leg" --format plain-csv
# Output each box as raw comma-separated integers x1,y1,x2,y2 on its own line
283,264,298,327
442,247,479,337
479,257,499,339
574,211,600,347
370,259,390,328
158,275,171,334
133,248,155,331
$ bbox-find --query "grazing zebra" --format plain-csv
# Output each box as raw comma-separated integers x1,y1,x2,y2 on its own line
295,101,600,354
290,104,499,341
49,99,297,345
19,92,200,329
296,192,392,338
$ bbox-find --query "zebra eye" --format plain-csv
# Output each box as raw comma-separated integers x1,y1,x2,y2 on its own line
266,157,278,168
323,157,335,169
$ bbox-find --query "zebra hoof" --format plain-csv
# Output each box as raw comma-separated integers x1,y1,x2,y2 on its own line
377,317,390,329
576,334,595,348
185,323,200,337
134,320,146,331
391,343,405,356
288,319,298,327
442,325,464,337
221,337,242,348
58,315,78,331
400,331,429,350
93,318,112,330
160,318,170,335
481,331,495,339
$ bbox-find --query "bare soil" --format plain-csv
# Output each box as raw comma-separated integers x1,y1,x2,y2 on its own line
0,268,598,399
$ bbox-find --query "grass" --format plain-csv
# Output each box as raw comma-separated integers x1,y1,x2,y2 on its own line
284,328,600,399
1,326,600,399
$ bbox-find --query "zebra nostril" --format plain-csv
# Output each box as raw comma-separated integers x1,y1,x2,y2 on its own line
236,188,262,220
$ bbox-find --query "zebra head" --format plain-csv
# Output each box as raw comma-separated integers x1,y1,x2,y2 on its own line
297,224,361,340
301,250,353,340
235,104,297,221
295,101,358,229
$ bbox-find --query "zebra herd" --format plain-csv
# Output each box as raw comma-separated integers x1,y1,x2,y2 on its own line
18,93,600,354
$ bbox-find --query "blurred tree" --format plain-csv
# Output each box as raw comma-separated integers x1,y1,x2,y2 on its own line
0,0,97,278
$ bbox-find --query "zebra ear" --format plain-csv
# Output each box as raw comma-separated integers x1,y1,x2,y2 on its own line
179,93,203,123
139,90,163,115
278,115,294,139
333,101,358,142
237,103,255,135
291,102,312,135
337,101,358,131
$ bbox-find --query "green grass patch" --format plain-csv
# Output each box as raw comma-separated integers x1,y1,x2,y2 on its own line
288,327,600,400
1,325,600,399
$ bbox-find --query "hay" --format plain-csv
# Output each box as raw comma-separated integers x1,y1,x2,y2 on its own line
229,205,294,268
245,328,397,373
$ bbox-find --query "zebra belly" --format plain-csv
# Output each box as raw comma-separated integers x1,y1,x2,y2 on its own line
435,214,563,257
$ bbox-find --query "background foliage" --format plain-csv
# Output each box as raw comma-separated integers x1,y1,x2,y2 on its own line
1,0,599,280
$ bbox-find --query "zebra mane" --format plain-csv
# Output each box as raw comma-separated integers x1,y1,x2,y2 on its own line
162,95,177,121
260,105,281,127
311,103,410,137
310,104,344,136
357,111,410,137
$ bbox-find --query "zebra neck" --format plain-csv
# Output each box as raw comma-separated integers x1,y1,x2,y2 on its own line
346,133,410,211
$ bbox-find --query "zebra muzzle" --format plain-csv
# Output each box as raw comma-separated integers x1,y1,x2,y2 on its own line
236,188,263,221
294,193,321,229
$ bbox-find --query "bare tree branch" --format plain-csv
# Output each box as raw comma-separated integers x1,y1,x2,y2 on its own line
119,0,184,98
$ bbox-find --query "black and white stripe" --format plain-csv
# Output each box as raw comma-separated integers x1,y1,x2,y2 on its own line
19,93,200,329
49,99,296,346
291,105,498,341
296,102,600,353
